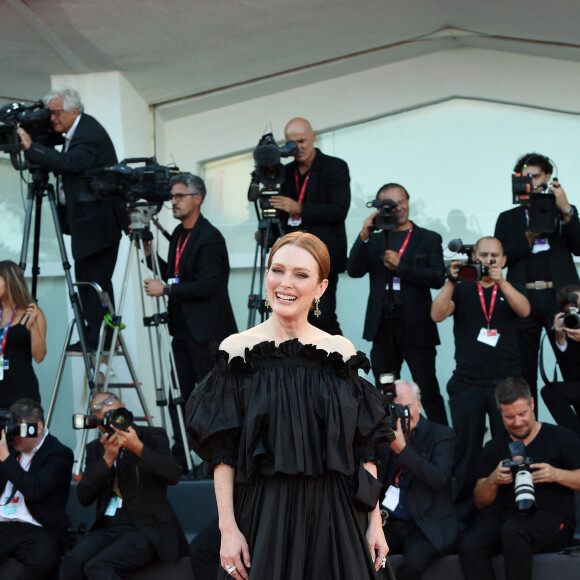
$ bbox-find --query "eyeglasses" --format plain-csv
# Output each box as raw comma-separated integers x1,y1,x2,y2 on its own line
90,395,118,413
49,109,64,117
170,193,200,201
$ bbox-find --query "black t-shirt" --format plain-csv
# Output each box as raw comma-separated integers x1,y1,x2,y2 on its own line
477,423,580,528
451,282,525,381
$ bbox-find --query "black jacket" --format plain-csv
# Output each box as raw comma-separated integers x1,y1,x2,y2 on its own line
494,205,580,292
280,149,351,273
78,425,187,561
0,432,74,538
26,113,129,261
157,215,238,344
378,420,458,554
347,225,444,346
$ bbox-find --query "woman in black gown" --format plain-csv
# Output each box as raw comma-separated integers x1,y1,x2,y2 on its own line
187,232,393,579
0,261,47,407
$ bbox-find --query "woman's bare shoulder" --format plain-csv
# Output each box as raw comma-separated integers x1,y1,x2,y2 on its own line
219,327,269,359
317,334,357,360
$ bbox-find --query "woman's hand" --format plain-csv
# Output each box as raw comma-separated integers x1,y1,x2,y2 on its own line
220,525,251,579
25,303,47,363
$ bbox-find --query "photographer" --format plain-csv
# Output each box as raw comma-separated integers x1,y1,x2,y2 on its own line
540,284,580,436
269,117,350,335
18,86,128,352
460,377,580,580
0,398,73,579
378,380,458,580
347,183,448,425
143,172,238,469
60,392,187,579
494,153,580,404
431,236,530,523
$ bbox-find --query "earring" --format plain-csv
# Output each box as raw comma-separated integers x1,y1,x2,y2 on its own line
314,298,321,318
265,297,271,310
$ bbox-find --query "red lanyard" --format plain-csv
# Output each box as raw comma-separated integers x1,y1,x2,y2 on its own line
397,227,413,257
0,307,18,356
174,231,192,276
476,282,498,329
294,170,311,204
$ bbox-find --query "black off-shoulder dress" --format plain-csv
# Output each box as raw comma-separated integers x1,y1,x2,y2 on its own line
186,340,392,580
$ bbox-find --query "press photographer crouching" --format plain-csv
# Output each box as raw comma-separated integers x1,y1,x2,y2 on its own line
459,377,580,580
0,398,74,579
60,392,187,579
377,380,458,580
541,284,580,437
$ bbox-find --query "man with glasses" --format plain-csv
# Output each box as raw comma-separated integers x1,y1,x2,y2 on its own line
0,398,73,579
18,86,128,352
60,392,187,579
143,173,237,470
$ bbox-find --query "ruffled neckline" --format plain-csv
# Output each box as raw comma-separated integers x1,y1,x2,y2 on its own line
215,338,371,375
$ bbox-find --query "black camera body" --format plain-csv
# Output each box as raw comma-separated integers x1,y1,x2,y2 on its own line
0,100,64,153
379,375,410,435
447,239,493,283
0,410,38,442
512,173,557,234
501,440,535,514
367,198,399,232
563,293,580,330
72,408,134,436
248,132,298,204
89,157,178,206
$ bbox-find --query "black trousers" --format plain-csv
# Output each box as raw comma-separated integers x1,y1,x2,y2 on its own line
371,324,448,426
447,376,504,524
60,524,155,580
517,288,557,406
384,519,438,580
75,243,120,348
0,522,61,580
459,511,572,580
169,331,214,463
541,382,580,436
309,272,342,335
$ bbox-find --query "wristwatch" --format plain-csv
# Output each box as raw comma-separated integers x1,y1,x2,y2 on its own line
563,206,575,217
163,285,171,296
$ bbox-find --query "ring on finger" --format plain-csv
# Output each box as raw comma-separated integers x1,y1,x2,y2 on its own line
379,554,387,568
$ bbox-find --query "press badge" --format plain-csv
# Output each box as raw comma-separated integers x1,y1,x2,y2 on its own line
477,328,500,347
287,215,302,227
532,238,550,254
381,485,400,511
104,496,122,516
385,278,401,292
168,278,179,285
3,497,18,516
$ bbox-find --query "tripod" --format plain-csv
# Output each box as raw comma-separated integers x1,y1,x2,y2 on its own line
247,197,285,329
19,166,96,394
110,202,195,474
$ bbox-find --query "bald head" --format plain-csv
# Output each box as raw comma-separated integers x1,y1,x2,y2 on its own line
285,117,317,171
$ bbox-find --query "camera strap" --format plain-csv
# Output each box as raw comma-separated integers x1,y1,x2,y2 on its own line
396,227,413,257
476,282,498,329
289,170,311,224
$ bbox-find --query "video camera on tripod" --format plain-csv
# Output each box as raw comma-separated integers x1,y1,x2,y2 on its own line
447,239,494,283
247,132,298,218
89,157,178,208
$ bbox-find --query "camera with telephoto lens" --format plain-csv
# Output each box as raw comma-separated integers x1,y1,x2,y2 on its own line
0,100,64,155
247,132,298,214
0,410,38,442
563,293,580,330
512,173,557,234
447,239,494,283
501,440,535,514
367,198,399,232
88,157,179,208
72,408,133,436
379,374,410,435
